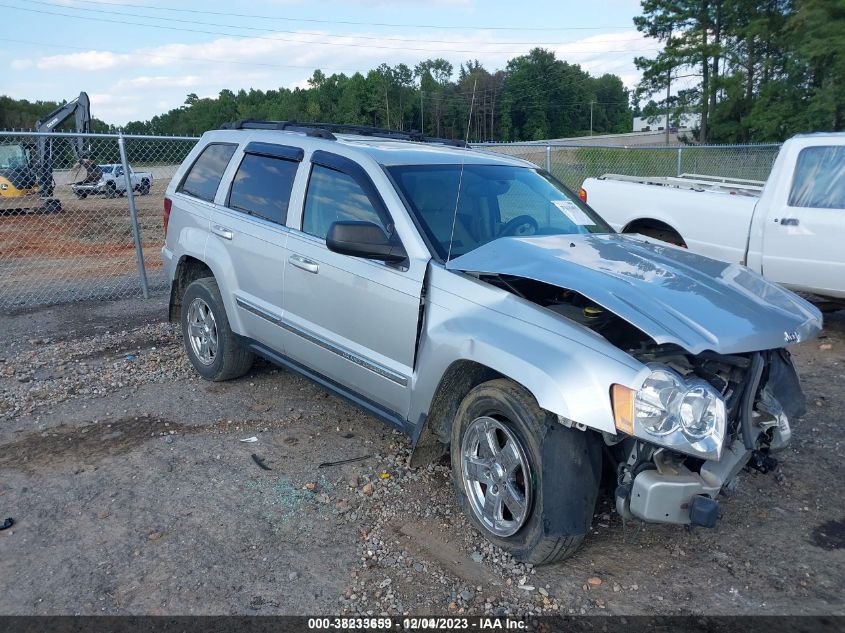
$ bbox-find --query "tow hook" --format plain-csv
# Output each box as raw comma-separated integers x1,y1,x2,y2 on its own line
747,450,778,474
689,495,720,528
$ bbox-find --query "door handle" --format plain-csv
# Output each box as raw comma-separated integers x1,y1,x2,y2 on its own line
211,224,234,240
779,218,799,226
289,254,319,274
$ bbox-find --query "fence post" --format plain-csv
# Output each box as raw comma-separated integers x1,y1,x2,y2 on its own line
545,143,551,172
676,147,683,177
118,132,150,299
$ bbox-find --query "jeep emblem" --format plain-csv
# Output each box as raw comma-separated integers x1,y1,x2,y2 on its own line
784,331,800,343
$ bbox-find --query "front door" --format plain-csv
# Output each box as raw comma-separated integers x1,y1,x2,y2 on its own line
762,145,845,298
282,154,423,420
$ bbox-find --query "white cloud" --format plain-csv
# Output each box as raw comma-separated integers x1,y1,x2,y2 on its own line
37,50,129,71
119,75,203,88
13,28,651,123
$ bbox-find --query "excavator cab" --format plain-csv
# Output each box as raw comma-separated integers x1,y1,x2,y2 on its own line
0,92,92,213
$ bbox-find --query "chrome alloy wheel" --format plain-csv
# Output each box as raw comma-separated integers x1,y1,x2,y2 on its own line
460,416,532,537
187,297,218,365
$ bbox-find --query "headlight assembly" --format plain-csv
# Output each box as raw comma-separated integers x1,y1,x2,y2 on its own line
612,364,726,460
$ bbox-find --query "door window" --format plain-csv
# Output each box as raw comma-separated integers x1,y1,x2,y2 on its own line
227,153,298,225
178,143,237,202
788,146,845,209
302,164,387,238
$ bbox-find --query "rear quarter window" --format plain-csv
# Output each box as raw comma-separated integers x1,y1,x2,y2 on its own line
178,143,237,202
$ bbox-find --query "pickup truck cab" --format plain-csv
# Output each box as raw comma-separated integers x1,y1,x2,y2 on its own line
580,133,845,301
72,163,153,199
162,121,821,564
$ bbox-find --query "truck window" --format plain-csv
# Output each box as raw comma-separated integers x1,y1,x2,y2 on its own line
301,165,388,239
788,146,845,209
227,153,298,225
178,143,237,203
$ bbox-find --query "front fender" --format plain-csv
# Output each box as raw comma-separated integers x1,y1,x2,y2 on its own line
409,270,648,436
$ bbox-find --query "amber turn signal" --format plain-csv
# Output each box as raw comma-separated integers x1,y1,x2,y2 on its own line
611,384,634,435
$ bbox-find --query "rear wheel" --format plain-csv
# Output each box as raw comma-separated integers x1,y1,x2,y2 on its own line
180,277,254,381
450,379,602,564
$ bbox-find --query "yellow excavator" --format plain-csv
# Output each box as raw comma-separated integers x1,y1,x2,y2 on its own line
0,92,91,213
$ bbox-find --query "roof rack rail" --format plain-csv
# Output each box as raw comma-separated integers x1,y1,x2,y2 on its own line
220,119,467,147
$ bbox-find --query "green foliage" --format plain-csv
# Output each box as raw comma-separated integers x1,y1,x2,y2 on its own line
2,54,632,142
636,0,845,142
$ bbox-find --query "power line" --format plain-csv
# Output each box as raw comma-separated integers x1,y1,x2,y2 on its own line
25,0,647,47
54,0,635,32
2,2,657,56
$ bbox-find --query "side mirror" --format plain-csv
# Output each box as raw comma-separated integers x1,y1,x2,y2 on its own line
326,221,407,263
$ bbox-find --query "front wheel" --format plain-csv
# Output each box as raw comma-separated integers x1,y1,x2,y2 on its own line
104,182,117,198
180,277,254,381
139,179,150,195
450,379,602,564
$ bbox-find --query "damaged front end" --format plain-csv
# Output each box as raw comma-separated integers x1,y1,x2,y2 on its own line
609,346,804,527
448,233,821,529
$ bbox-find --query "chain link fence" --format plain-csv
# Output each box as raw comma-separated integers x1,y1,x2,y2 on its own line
474,142,782,192
0,132,198,312
1,132,783,312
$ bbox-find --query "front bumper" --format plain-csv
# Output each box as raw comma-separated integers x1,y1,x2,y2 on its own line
617,439,752,525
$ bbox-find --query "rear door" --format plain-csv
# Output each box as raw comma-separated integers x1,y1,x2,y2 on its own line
281,151,423,421
207,141,304,349
761,145,845,298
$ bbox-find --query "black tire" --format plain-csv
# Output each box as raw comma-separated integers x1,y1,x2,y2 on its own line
104,182,117,199
139,179,151,195
180,277,254,381
75,191,88,200
450,379,602,565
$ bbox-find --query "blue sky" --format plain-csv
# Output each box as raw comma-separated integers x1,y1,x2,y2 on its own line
1,0,658,125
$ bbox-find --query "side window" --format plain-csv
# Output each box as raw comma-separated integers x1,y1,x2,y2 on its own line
227,153,298,225
788,146,845,209
302,164,387,239
178,143,237,202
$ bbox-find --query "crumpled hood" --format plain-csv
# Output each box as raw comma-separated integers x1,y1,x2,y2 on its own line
447,233,822,355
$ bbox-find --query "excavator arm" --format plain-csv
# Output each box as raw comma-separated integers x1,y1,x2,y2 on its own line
35,92,92,197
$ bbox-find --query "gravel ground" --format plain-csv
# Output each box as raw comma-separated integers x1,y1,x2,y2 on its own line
0,296,843,615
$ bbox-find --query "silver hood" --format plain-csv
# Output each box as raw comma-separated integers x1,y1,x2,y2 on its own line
447,233,822,355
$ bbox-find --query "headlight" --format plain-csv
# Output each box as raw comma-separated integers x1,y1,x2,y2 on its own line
612,364,726,460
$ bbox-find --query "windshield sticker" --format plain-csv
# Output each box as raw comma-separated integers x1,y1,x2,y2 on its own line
552,199,592,225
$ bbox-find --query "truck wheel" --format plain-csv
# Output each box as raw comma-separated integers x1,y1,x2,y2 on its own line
139,179,151,195
450,379,602,565
105,182,117,199
75,192,88,200
180,277,254,381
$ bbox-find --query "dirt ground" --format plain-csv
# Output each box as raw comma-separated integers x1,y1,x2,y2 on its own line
0,296,843,616
0,179,168,310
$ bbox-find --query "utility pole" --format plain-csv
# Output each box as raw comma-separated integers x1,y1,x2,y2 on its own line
590,101,595,136
665,70,672,146
420,89,424,134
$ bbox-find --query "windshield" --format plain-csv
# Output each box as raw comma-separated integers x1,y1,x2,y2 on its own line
388,164,612,261
0,144,29,170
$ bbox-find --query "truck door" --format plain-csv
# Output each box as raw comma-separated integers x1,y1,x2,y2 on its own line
281,151,424,423
761,145,845,299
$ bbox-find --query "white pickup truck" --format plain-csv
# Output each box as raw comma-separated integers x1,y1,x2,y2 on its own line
580,133,845,302
72,163,153,199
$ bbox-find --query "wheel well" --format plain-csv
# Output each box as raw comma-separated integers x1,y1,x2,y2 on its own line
622,218,686,246
168,256,214,322
409,360,505,468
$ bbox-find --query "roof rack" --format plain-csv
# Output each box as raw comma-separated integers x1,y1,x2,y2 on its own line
220,119,467,147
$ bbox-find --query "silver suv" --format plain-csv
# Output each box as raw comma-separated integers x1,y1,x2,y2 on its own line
163,121,822,563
